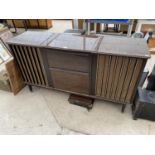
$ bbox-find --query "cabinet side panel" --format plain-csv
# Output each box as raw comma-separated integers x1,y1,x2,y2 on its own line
120,57,137,102
125,58,145,102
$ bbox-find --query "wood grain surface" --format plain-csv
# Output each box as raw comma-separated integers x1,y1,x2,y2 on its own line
96,55,146,103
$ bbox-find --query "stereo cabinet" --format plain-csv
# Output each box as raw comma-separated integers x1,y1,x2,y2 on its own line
7,31,150,112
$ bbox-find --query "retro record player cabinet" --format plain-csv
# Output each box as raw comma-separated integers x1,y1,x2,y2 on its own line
7,31,150,112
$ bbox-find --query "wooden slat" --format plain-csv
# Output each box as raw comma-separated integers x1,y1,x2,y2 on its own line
96,55,105,96
111,56,123,100
32,47,45,85
131,60,146,102
11,45,47,86
109,56,118,98
114,57,129,101
101,55,111,97
26,46,38,84
95,55,145,104
14,45,30,82
23,46,36,84
28,46,41,85
125,58,144,102
19,45,34,83
35,48,46,85
10,45,27,82
104,56,112,97
36,48,48,86
106,56,116,98
120,57,137,102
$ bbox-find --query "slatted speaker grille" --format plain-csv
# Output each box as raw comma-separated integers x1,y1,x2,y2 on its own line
9,45,48,86
96,55,145,103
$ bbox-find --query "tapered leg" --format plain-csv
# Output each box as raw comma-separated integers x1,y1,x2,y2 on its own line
133,115,137,120
121,104,126,113
28,85,33,92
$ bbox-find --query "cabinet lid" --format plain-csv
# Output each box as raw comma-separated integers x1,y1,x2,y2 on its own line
7,31,150,58
98,36,150,58
47,33,101,53
7,31,56,46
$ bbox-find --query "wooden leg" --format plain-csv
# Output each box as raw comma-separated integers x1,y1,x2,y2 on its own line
133,114,137,120
28,85,33,92
121,104,126,113
131,103,135,113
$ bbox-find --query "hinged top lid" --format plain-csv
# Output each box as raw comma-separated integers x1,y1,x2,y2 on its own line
98,35,150,58
48,33,101,52
7,31,56,46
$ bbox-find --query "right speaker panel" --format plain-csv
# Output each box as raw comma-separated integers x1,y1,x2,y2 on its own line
96,54,146,104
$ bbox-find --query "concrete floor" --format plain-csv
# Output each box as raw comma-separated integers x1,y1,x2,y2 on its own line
0,86,83,134
0,20,155,135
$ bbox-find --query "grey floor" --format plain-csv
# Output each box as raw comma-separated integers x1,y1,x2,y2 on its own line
0,20,155,135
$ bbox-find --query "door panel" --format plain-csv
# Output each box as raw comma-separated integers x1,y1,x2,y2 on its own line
50,68,90,94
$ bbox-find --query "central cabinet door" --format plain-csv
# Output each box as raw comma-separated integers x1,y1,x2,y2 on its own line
50,69,89,94
44,49,92,94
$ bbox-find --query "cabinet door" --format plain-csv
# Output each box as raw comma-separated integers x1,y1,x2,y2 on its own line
46,50,91,73
50,69,90,94
41,49,94,95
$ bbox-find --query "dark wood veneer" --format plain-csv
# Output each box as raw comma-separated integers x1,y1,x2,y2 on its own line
7,31,150,112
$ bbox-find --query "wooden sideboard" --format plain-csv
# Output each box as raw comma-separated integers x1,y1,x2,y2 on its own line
7,31,150,111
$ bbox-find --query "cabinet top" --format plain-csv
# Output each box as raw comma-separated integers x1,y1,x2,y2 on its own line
7,31,150,58
48,33,100,52
98,35,150,58
7,31,56,46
